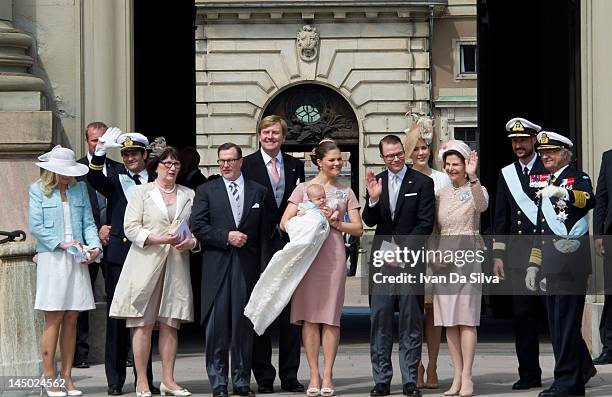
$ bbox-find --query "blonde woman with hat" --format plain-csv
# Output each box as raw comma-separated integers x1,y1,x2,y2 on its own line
29,145,102,396
403,115,451,390
434,140,488,397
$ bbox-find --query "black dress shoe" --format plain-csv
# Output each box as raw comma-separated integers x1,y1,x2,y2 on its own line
281,379,305,392
107,385,123,395
583,365,597,385
402,383,422,397
233,386,255,396
592,354,610,365
257,380,274,394
370,383,390,396
150,385,161,395
538,387,571,397
512,378,542,390
126,357,134,367
73,360,90,369
213,386,229,397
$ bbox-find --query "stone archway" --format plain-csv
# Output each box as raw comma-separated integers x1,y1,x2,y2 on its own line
262,84,359,146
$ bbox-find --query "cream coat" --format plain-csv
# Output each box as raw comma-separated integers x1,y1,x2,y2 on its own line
109,183,195,323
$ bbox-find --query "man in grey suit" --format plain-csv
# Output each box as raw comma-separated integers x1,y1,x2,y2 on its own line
191,142,270,397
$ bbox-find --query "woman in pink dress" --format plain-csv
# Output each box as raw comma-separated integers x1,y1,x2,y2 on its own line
434,140,488,397
280,140,363,397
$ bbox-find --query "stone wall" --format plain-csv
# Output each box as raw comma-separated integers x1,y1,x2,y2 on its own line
196,5,437,191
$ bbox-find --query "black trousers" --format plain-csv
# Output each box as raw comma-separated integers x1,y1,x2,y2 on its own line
204,259,253,389
252,303,301,384
546,274,594,395
599,237,612,357
75,260,106,362
105,262,153,388
510,269,546,382
252,237,301,385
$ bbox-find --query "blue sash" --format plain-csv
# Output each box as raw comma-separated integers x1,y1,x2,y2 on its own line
541,197,589,237
501,163,538,225
118,174,136,201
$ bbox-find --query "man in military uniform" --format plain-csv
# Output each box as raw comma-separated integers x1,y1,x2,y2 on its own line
88,129,158,396
492,117,548,390
526,131,597,397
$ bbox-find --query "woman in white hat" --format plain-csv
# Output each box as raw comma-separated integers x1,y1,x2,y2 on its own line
29,145,102,396
434,140,488,397
403,114,451,389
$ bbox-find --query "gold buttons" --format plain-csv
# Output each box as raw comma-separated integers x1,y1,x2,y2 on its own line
542,218,546,223
541,229,545,234
517,221,522,225
517,210,522,215
122,237,127,243
518,230,523,235
533,229,537,233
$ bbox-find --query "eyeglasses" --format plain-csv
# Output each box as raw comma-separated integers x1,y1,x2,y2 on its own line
217,158,241,166
381,152,405,161
160,161,181,169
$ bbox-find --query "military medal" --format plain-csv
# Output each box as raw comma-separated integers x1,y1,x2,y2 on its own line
530,174,551,188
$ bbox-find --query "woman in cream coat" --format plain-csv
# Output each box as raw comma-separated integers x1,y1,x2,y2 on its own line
110,147,198,397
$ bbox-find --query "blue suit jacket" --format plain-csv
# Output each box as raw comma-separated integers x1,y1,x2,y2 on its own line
29,181,102,253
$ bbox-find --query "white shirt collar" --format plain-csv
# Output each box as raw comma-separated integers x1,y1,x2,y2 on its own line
553,164,569,179
260,148,283,165
223,173,244,189
128,169,148,181
388,165,408,181
519,153,538,171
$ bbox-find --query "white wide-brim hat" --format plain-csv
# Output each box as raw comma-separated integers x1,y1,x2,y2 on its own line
36,145,89,177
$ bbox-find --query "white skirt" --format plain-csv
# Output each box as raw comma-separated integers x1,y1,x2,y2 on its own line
34,250,95,311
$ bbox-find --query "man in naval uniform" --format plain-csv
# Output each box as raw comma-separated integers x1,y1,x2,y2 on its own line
526,131,597,397
492,117,548,390
88,129,158,395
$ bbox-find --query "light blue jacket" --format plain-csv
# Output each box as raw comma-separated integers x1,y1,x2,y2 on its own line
29,181,102,253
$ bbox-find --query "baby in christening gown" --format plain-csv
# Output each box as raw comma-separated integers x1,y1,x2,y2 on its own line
245,184,337,335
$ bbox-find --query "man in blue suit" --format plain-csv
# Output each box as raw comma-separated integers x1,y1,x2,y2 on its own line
88,129,158,395
74,122,123,369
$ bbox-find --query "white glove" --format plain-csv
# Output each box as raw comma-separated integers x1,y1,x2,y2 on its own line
94,127,123,155
525,267,539,291
538,185,567,199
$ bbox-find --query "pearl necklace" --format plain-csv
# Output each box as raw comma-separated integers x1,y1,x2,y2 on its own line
155,180,176,194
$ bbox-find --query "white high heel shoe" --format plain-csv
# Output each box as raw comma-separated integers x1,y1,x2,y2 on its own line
136,390,152,397
62,386,83,396
39,376,67,397
160,382,191,396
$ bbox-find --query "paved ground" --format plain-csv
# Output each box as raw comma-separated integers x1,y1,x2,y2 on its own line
11,278,612,396
17,308,612,397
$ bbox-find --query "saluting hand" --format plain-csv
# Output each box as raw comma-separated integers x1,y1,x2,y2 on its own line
366,169,383,201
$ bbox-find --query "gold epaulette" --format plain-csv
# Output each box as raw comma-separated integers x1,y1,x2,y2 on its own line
492,241,506,251
572,190,590,209
529,247,542,266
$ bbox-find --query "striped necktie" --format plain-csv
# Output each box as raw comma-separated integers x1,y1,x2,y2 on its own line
229,181,239,201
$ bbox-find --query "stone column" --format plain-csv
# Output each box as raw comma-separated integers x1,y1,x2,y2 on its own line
0,242,44,395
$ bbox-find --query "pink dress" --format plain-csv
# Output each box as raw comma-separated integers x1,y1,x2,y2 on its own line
288,182,360,326
433,181,488,327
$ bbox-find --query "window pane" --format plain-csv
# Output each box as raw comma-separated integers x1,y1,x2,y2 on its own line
460,44,476,74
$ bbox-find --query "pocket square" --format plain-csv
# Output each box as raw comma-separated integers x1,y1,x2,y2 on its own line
252,203,260,208
405,193,418,197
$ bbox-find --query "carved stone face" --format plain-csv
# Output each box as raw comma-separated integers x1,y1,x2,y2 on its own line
297,25,319,61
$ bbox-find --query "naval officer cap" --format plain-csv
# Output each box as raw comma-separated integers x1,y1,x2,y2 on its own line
505,117,542,138
536,131,573,151
118,133,149,153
